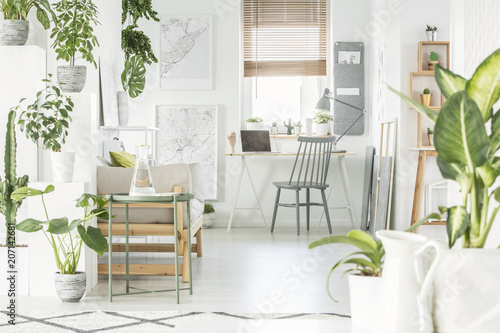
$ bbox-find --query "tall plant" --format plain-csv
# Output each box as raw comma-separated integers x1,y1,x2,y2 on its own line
50,0,100,67
389,48,500,248
0,0,56,29
0,111,29,246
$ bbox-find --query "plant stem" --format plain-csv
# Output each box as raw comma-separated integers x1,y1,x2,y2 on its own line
70,3,78,66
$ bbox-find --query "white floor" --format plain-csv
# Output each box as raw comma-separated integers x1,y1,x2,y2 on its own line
8,227,354,314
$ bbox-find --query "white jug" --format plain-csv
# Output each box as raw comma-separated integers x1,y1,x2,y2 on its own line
375,230,444,333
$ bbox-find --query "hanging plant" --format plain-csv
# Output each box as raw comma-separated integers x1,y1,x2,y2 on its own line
121,25,157,65
121,55,146,98
121,0,159,25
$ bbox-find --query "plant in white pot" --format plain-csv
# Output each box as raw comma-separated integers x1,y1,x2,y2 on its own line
13,186,110,302
309,230,384,329
246,116,264,130
50,0,100,93
14,75,75,182
203,202,215,228
0,0,56,45
425,24,438,41
389,48,500,332
313,110,332,136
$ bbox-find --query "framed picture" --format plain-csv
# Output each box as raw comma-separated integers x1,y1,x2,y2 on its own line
160,15,213,90
338,51,361,64
156,105,218,199
99,57,119,126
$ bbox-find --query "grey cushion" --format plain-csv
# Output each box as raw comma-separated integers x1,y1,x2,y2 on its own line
97,163,204,228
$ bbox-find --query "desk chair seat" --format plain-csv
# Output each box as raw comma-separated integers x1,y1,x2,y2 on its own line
271,136,335,235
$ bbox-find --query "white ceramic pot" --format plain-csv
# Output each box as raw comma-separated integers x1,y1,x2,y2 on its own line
0,20,29,46
247,122,264,130
348,274,382,329
57,65,87,93
54,271,86,302
51,151,75,183
203,213,214,228
425,249,500,333
315,123,330,136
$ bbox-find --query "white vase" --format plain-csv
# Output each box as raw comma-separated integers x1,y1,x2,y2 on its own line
247,122,263,130
54,271,86,302
117,91,129,126
349,274,382,329
203,213,214,228
315,123,330,136
51,152,75,183
305,118,313,136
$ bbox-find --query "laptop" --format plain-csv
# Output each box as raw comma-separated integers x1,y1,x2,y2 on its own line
241,130,272,153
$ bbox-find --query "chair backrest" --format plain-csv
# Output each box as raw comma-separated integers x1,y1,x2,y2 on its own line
288,136,336,186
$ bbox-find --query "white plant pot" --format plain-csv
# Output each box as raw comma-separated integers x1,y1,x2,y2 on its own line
348,274,382,329
51,152,75,183
0,20,29,46
315,123,330,136
54,271,86,302
57,65,87,93
203,213,215,228
246,122,264,130
427,249,500,333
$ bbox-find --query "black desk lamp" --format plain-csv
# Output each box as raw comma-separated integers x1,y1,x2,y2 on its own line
315,88,366,150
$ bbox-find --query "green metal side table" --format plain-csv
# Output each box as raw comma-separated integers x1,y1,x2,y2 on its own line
106,193,194,304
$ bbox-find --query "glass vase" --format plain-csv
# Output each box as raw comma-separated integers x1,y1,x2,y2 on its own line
129,145,155,196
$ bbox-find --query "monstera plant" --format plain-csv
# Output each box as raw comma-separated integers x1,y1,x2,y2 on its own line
390,48,500,248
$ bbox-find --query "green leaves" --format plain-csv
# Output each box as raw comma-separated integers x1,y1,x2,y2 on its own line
121,55,146,98
122,0,159,25
11,185,54,200
387,85,438,123
447,206,469,248
16,218,44,232
121,25,158,65
77,225,107,257
47,218,81,234
435,66,467,98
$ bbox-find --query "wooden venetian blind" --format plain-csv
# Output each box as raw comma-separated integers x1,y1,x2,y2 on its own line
243,0,327,77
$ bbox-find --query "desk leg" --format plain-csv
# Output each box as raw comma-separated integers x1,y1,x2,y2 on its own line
108,199,113,302
227,156,245,232
187,201,193,295
245,158,268,227
125,203,129,294
174,196,180,304
339,156,358,228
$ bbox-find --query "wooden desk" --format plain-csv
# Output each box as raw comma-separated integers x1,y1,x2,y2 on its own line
224,152,358,232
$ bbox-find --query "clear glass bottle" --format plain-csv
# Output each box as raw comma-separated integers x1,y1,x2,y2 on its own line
129,145,155,196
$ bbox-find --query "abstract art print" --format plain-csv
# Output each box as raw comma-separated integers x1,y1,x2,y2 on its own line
160,15,213,90
156,105,217,199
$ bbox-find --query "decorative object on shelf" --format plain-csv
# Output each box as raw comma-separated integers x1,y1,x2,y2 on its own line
51,0,100,93
313,111,331,136
309,230,384,329
427,127,434,146
245,116,264,130
156,105,218,199
305,118,313,136
121,0,159,98
203,202,215,228
14,186,110,302
129,145,155,196
0,0,56,45
428,51,439,71
283,119,294,135
420,88,432,107
227,131,236,154
270,122,278,135
99,58,119,126
160,15,213,90
293,121,302,136
0,111,29,245
15,75,75,182
425,24,438,41
117,91,129,126
390,49,500,332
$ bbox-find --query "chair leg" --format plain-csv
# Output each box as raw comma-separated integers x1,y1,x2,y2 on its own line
296,190,300,236
196,228,203,257
321,189,332,234
306,188,310,231
271,188,281,233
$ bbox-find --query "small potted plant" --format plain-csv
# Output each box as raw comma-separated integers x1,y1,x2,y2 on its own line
425,24,438,41
427,127,434,146
50,0,100,92
246,116,264,130
270,121,278,135
14,75,74,182
294,121,303,136
203,202,215,228
428,51,439,70
14,186,110,302
420,88,432,107
0,0,56,45
314,111,333,136
283,119,294,135
309,230,384,329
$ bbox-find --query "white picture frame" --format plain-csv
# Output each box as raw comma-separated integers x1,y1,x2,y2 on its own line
99,57,119,126
156,105,218,199
160,15,213,90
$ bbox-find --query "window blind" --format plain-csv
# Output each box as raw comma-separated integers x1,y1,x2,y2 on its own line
243,0,327,77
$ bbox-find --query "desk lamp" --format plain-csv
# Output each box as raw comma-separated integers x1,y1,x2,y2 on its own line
315,88,367,150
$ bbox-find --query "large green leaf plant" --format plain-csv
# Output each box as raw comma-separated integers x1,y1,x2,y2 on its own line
14,185,111,274
389,48,500,248
0,0,56,29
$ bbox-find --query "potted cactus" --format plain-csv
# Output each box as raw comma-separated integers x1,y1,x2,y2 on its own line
427,127,434,146
294,121,303,136
420,88,432,107
270,121,278,135
428,51,439,71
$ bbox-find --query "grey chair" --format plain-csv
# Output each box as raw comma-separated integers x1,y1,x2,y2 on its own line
271,136,335,235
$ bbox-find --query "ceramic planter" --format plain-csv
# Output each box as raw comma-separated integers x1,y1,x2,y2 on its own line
203,212,215,228
428,60,440,71
246,122,264,130
51,151,75,183
348,274,382,329
315,123,330,136
57,65,87,93
0,20,29,46
420,94,432,107
54,271,86,302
